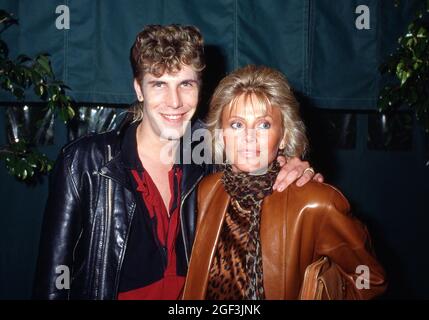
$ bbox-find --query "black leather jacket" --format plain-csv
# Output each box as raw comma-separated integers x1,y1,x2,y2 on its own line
33,116,213,299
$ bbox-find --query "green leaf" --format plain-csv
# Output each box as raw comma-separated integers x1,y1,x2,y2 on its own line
3,78,13,92
67,106,75,119
30,70,42,85
417,26,428,38
36,55,53,77
34,83,44,97
57,106,67,122
402,71,412,86
47,100,55,110
22,168,28,180
406,37,417,48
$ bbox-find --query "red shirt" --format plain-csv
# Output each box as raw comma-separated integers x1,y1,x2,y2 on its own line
118,165,185,300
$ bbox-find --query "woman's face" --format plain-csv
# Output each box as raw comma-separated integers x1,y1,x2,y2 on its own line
221,93,285,173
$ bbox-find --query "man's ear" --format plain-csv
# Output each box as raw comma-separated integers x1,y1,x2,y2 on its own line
133,79,144,102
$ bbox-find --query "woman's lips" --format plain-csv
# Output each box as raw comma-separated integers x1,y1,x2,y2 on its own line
238,149,260,158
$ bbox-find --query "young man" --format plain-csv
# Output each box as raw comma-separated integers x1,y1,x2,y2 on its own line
33,24,321,299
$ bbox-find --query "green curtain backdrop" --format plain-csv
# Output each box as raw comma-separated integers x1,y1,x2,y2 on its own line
0,0,420,108
1,0,428,300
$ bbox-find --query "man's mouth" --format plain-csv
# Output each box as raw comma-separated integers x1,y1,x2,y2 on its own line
160,112,187,122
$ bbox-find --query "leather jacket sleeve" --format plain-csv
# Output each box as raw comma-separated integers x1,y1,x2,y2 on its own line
315,190,387,299
33,148,83,300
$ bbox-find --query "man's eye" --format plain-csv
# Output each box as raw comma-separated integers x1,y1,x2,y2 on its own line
181,81,193,87
231,122,243,130
153,82,164,88
257,121,271,129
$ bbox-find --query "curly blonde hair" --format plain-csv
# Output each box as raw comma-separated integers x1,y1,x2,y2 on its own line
206,65,308,162
130,24,206,122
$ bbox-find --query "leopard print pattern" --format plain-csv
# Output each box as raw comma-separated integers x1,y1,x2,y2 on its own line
205,161,280,300
206,201,250,299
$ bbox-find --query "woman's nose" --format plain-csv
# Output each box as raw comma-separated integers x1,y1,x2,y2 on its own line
244,128,257,143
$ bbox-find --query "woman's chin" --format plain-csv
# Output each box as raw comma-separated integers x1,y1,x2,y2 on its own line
231,162,270,175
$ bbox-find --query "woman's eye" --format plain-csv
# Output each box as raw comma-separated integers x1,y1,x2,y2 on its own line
257,121,271,129
231,122,243,130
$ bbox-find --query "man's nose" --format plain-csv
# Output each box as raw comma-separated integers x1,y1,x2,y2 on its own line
167,87,183,109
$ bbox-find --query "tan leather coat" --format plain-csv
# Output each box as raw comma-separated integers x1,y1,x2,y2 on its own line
183,173,387,300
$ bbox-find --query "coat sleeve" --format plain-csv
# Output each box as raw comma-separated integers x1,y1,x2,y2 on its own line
33,148,83,300
314,189,387,299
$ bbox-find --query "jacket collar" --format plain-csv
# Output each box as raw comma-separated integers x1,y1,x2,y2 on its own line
99,114,207,195
120,119,143,170
98,113,135,189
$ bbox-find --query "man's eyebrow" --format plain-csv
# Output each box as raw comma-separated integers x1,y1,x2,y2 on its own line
146,79,198,84
147,80,166,84
181,79,198,83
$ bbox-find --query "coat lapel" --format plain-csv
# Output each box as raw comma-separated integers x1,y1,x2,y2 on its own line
260,191,287,299
182,179,230,299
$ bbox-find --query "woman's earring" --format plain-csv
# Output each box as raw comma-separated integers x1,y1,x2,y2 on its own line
278,142,286,156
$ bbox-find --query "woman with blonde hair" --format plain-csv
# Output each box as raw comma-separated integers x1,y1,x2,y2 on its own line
182,65,386,300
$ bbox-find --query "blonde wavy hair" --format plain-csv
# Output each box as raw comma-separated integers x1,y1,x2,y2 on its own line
130,24,205,122
206,65,308,162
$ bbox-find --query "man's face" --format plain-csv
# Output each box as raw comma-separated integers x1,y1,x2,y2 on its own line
134,65,199,141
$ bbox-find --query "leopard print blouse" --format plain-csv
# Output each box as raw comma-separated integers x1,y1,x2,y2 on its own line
206,200,250,299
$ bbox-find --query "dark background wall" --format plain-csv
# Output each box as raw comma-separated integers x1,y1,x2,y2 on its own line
1,0,428,299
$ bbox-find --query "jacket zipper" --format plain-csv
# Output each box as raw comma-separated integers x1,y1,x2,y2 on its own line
179,174,204,265
69,227,84,298
100,144,113,299
114,202,136,298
